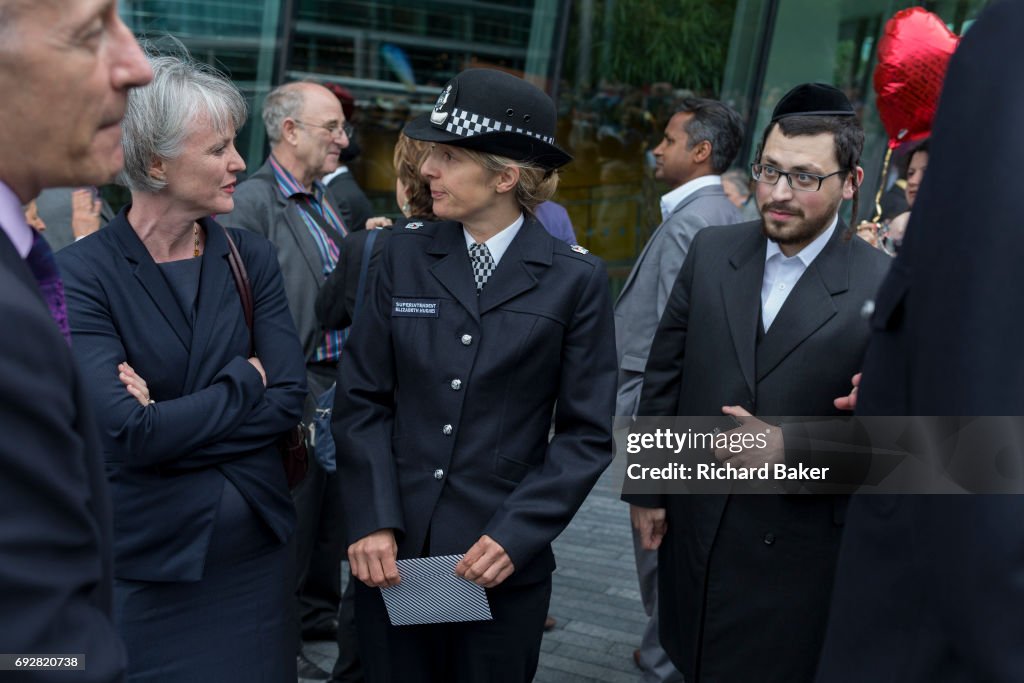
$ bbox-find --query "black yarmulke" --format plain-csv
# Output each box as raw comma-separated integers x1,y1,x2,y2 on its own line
771,83,856,122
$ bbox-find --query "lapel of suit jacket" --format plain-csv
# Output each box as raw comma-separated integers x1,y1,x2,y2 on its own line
183,217,233,390
755,223,850,382
427,222,481,323
478,217,550,315
721,223,766,398
257,161,329,284
110,210,191,349
616,184,723,303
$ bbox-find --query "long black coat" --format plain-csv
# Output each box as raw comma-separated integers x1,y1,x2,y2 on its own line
628,220,890,682
332,216,616,586
817,2,1024,681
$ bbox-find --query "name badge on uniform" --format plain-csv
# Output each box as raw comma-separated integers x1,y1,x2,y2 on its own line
392,298,440,318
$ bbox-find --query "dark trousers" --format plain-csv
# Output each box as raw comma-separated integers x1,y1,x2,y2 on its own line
353,575,551,683
295,462,345,634
295,365,345,650
331,568,364,682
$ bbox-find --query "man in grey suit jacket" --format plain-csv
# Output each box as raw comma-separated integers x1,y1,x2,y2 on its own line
624,84,891,682
614,97,743,682
219,80,352,681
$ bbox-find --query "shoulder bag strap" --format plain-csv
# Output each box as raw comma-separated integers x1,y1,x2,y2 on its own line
353,229,378,322
223,227,255,356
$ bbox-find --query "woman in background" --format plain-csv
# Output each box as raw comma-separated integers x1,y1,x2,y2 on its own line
315,132,435,331
885,140,928,249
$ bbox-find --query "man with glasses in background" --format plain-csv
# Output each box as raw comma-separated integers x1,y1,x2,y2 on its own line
221,81,354,682
623,83,890,683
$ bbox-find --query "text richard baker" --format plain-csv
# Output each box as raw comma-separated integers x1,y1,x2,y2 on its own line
624,429,829,481
627,461,830,481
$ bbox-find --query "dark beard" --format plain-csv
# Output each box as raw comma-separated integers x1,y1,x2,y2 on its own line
759,197,841,247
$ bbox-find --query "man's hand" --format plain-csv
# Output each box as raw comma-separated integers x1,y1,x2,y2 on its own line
855,220,881,248
630,505,667,551
717,406,784,469
455,535,515,588
833,372,861,411
348,529,400,588
364,216,394,230
71,188,102,239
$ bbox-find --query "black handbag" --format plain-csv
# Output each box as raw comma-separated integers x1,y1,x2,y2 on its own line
224,227,309,489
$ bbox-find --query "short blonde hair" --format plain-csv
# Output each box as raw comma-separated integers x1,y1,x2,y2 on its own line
459,149,559,213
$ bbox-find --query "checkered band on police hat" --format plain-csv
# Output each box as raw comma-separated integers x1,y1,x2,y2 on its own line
443,107,556,146
402,68,573,170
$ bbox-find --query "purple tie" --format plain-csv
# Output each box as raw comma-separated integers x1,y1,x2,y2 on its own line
25,231,71,345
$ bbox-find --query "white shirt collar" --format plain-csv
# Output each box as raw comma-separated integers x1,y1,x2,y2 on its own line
320,166,351,185
764,213,839,267
660,175,722,222
463,213,524,266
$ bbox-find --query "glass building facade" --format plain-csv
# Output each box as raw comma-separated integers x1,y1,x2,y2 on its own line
121,0,989,288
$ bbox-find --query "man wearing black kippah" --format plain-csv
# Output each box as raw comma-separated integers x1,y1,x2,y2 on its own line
623,83,891,682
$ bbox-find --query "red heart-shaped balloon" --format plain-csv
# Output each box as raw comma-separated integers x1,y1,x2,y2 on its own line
874,7,959,148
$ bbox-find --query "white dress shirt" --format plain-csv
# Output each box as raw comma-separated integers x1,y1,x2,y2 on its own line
463,213,524,267
659,175,722,222
760,215,838,331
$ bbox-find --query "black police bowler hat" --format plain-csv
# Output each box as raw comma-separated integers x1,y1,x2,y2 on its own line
403,68,572,170
771,83,856,122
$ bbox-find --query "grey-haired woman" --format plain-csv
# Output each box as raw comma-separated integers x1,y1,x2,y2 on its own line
58,53,306,681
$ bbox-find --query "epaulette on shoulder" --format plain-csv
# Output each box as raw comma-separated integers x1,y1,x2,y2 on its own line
554,240,599,264
395,219,454,237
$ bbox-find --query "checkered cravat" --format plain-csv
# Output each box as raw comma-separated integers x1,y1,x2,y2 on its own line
25,231,71,345
468,242,495,293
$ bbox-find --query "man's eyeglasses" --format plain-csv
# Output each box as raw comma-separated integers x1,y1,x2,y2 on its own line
751,163,847,192
294,119,354,139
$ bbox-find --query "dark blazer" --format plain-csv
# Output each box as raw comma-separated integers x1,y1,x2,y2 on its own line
0,230,125,681
315,225,392,331
58,209,306,582
817,2,1024,681
220,159,354,361
627,220,890,682
327,169,375,234
333,216,617,586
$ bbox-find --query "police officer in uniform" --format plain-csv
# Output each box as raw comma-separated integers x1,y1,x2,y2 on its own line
332,68,617,682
